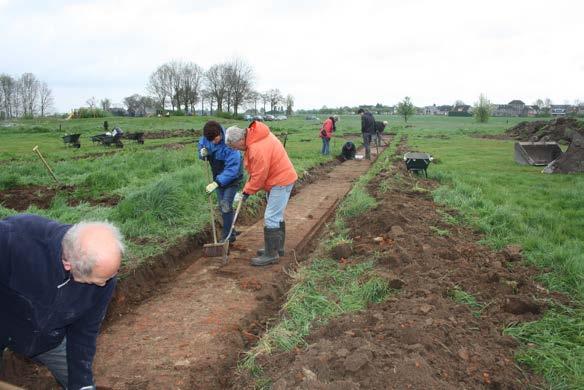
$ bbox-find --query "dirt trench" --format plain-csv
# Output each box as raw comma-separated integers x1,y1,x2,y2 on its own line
0,137,389,389
240,139,558,389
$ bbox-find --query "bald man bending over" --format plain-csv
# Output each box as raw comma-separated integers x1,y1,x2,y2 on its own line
0,214,124,389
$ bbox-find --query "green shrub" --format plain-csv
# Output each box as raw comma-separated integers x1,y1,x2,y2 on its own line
73,108,109,118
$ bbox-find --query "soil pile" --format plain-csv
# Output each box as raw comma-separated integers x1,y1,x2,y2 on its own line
543,132,584,174
506,117,584,143
142,129,200,139
243,142,557,389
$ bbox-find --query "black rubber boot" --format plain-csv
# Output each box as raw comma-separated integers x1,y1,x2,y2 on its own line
256,221,285,256
251,227,280,266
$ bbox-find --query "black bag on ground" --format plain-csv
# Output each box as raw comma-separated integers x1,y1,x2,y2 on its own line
341,141,356,160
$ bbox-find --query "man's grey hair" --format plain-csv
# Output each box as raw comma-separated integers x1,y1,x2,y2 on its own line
62,221,125,278
225,126,245,147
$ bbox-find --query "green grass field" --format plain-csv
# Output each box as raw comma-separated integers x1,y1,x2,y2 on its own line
0,115,362,265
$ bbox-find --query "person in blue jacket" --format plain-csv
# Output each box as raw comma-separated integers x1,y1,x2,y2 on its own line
0,214,125,389
198,120,243,242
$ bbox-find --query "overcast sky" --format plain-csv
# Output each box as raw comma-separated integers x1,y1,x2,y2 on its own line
1,0,582,112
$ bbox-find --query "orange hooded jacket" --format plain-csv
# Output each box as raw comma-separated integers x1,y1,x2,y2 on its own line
243,121,298,195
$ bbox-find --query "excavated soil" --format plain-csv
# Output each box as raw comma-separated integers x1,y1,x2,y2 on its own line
0,185,63,211
505,117,584,143
238,141,557,389
543,132,584,174
142,129,201,139
0,185,120,211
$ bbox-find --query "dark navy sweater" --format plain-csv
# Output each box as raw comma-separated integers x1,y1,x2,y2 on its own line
0,214,117,389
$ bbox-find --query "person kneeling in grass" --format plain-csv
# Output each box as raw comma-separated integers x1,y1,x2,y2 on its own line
225,121,297,266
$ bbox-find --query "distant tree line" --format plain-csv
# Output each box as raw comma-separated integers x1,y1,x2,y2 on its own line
0,72,53,119
96,58,295,118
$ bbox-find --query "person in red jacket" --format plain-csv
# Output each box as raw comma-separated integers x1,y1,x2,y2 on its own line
225,121,298,266
319,115,338,155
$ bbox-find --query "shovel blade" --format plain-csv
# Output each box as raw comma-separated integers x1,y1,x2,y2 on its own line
203,243,226,258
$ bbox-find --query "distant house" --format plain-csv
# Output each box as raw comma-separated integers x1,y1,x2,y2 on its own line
448,104,472,117
423,105,439,115
422,104,450,115
492,100,528,117
526,106,540,117
508,100,526,115
437,105,452,115
492,104,512,117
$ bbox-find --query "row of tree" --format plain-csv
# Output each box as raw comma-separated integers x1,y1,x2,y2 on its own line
0,73,54,119
143,59,294,117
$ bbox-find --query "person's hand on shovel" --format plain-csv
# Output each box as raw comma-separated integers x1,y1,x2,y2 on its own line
234,192,249,203
206,181,219,193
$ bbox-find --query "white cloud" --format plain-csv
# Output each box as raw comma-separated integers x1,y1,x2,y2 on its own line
1,0,583,111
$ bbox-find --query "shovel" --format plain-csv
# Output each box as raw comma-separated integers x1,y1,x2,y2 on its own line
221,196,244,264
203,161,224,258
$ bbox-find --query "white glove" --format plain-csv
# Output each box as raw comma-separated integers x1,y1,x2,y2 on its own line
200,147,209,158
234,192,243,203
205,181,219,194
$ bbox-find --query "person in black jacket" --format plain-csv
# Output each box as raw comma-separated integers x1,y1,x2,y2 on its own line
357,108,376,159
373,120,388,147
0,215,124,389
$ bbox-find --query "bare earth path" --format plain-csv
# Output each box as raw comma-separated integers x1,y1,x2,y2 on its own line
93,147,383,389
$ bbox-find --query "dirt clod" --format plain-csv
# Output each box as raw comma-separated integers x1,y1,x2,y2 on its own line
503,296,542,314
390,225,405,236
502,244,523,262
330,243,353,260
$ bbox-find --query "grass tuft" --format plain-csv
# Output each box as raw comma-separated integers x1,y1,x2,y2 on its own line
505,306,584,389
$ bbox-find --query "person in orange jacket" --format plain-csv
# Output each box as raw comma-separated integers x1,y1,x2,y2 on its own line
319,115,338,155
225,121,298,266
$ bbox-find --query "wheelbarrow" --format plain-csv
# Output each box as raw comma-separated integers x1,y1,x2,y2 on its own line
62,133,81,148
91,133,124,148
404,152,433,178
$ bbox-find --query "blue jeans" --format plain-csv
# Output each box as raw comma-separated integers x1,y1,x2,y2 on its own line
362,133,372,158
321,137,330,155
265,184,294,228
30,337,84,389
216,184,238,240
